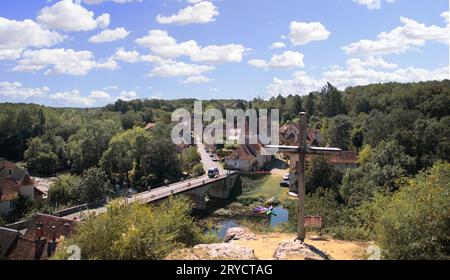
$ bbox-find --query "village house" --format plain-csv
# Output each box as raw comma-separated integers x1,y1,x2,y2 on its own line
2,213,76,260
224,118,273,172
0,158,44,215
280,123,322,147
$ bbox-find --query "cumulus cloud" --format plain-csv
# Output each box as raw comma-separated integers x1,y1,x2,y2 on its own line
0,17,64,59
181,75,213,84
248,51,305,69
267,60,449,97
353,0,395,10
270,42,286,49
135,30,245,64
150,61,214,77
81,0,142,4
37,0,110,32
89,28,130,43
49,90,96,106
342,15,449,57
13,48,117,75
112,48,140,63
156,1,219,25
0,81,50,99
289,21,330,46
118,90,138,101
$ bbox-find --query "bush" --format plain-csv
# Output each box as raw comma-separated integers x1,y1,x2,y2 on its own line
53,196,217,260
192,163,205,176
374,162,450,259
48,174,80,208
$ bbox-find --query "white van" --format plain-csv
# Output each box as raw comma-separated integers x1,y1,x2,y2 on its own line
208,168,219,178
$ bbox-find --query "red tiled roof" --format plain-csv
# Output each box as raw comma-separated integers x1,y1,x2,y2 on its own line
225,145,256,161
305,151,357,165
7,214,77,260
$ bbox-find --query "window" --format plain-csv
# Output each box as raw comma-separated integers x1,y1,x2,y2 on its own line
10,199,17,209
8,169,12,176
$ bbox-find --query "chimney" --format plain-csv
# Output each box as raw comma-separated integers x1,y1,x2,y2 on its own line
63,223,71,237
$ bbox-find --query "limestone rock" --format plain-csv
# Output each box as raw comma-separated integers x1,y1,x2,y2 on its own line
224,227,257,241
274,240,328,260
194,243,257,260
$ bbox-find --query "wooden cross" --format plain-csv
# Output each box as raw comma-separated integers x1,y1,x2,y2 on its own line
265,112,342,242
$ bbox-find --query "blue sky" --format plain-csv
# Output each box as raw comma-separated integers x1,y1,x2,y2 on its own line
0,0,448,107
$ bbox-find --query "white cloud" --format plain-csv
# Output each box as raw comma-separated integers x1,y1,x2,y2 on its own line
37,0,110,32
353,0,395,10
150,61,214,77
49,90,96,106
347,56,398,69
0,49,23,60
156,1,219,25
181,75,213,84
267,62,449,97
343,15,449,57
89,90,111,100
270,42,286,49
248,59,268,68
0,81,50,99
89,27,129,43
118,90,138,101
81,0,142,4
190,44,245,64
136,30,198,58
135,30,245,64
104,85,118,90
95,58,119,70
248,51,305,69
0,17,64,57
112,48,140,63
13,48,117,75
289,21,330,46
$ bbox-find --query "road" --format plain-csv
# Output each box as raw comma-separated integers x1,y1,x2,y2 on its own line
62,141,228,221
63,174,227,220
196,141,226,175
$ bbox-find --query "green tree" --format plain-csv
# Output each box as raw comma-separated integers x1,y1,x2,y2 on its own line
74,167,113,203
24,137,58,175
326,115,353,150
319,83,346,117
351,128,364,152
68,119,122,173
375,162,450,259
48,174,80,208
306,155,339,194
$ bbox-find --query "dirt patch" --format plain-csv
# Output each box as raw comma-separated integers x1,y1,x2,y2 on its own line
233,232,370,260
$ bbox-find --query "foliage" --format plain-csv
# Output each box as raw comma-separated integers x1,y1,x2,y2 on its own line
306,155,340,194
374,162,450,259
53,196,216,260
341,140,414,207
48,174,80,208
74,167,113,204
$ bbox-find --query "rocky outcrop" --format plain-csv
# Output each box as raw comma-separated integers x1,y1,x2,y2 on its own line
224,227,257,242
166,243,257,260
274,240,329,260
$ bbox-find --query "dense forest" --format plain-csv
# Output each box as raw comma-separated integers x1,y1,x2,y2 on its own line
1,80,449,259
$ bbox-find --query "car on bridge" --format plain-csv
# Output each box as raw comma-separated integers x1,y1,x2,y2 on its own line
280,173,290,187
208,168,220,178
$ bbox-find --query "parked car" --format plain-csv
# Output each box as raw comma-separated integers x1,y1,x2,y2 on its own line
208,168,220,178
212,155,219,162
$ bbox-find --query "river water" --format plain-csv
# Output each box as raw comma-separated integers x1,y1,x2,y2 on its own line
211,206,291,239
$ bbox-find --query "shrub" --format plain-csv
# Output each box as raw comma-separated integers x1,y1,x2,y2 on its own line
374,162,450,259
53,196,217,260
